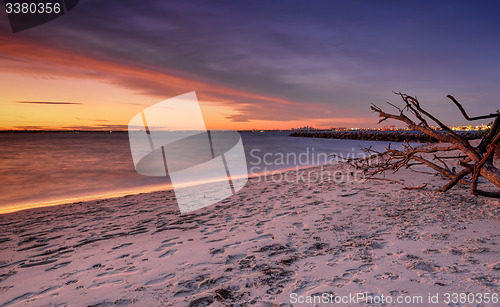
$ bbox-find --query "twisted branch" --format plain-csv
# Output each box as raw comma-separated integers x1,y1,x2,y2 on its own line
366,93,500,197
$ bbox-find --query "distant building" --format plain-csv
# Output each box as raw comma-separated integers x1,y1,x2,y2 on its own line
291,125,317,131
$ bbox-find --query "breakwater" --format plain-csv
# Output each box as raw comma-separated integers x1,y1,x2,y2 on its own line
289,130,481,143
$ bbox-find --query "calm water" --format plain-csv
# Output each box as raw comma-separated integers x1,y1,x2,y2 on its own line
0,131,398,212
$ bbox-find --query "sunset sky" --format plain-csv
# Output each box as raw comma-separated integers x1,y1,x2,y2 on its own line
1,1,499,130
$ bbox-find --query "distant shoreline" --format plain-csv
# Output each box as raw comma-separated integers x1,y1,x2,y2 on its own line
290,130,482,143
0,130,129,133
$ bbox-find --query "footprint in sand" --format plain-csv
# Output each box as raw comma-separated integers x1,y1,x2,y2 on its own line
205,237,227,243
145,273,175,286
188,296,214,307
111,243,133,250
45,261,71,271
131,250,146,259
225,254,246,265
154,242,176,252
249,234,274,242
159,249,178,258
161,236,180,243
1,285,62,306
205,229,223,235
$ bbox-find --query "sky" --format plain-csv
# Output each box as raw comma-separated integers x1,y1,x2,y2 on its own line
0,0,499,130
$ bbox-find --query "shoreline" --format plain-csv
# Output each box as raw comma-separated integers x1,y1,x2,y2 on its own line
0,163,326,215
0,162,498,306
0,183,174,215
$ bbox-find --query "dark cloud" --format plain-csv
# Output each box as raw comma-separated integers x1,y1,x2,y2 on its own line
225,114,250,122
61,124,129,130
17,101,82,105
12,125,52,130
11,124,128,131
6,0,500,125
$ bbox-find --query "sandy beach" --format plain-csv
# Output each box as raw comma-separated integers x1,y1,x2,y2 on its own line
1,0,499,305
0,160,499,306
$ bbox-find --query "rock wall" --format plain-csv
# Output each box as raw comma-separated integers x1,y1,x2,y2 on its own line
289,130,481,143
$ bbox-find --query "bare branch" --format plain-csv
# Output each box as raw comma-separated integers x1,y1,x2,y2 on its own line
438,169,471,192
474,189,500,198
477,116,500,153
406,166,436,175
364,93,500,197
447,95,500,121
433,154,451,173
363,177,427,189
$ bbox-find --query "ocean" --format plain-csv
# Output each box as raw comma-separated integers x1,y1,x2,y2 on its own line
0,131,399,213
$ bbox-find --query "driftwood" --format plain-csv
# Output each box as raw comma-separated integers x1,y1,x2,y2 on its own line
354,93,499,197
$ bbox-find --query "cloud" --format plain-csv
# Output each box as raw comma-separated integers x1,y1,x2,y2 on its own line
61,124,129,130
9,124,129,131
225,114,250,122
1,35,336,123
12,125,52,130
17,101,81,105
2,0,500,126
